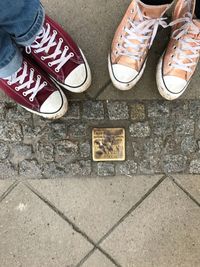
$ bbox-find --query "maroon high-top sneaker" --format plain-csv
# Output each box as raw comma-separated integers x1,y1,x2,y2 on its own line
25,15,91,93
0,57,68,119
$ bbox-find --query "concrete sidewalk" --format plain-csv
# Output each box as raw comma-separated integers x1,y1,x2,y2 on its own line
0,175,200,267
0,1,200,266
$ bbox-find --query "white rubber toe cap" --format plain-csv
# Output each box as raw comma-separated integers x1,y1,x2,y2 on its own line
163,76,187,94
112,64,138,83
64,64,86,87
40,91,63,114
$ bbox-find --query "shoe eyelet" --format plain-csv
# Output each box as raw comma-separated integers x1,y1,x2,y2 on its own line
48,62,52,67
23,92,27,96
55,68,59,73
70,52,74,57
29,97,34,102
7,81,11,85
173,46,177,50
30,68,34,72
41,56,45,61
115,51,118,55
59,38,63,42
15,87,19,91
43,81,47,86
64,45,69,50
168,63,172,66
34,50,38,54
53,30,57,34
24,61,27,65
131,9,134,14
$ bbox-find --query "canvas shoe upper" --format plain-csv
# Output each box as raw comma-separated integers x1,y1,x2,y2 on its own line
157,0,200,100
108,0,172,91
0,57,68,119
26,15,91,93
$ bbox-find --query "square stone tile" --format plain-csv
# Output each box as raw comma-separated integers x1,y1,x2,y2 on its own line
29,176,161,241
0,180,14,197
0,183,92,267
174,175,200,203
101,178,200,267
81,250,116,267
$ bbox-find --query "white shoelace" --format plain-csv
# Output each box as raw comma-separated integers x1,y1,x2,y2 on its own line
117,0,168,61
4,62,46,102
26,23,74,72
169,12,200,72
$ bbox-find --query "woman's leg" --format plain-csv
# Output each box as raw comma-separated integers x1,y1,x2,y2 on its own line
0,0,44,78
0,29,22,78
0,0,44,46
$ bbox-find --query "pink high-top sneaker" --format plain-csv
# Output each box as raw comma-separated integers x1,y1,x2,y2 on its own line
109,0,172,91
157,0,200,100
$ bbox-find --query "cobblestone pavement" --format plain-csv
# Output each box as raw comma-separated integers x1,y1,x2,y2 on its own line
0,100,200,179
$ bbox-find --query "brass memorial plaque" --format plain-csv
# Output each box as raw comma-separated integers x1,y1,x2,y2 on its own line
92,128,125,161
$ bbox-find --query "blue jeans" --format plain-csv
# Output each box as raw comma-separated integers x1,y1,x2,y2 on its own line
0,0,45,78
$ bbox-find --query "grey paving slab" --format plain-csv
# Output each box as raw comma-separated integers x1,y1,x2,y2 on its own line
81,250,116,267
0,183,92,267
174,175,200,204
29,175,161,241
0,180,14,197
101,178,200,267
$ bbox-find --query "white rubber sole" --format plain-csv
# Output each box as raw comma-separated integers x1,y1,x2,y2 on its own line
51,49,92,93
156,54,189,101
108,53,147,91
22,89,68,120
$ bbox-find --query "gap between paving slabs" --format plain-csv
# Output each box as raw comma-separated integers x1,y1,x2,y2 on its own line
1,176,200,266
24,175,167,267
0,99,199,178
24,180,125,267
76,175,200,267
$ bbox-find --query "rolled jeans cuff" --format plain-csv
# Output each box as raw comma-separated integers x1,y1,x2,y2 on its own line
14,4,45,46
0,48,22,78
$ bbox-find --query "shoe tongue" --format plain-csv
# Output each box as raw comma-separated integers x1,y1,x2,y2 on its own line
137,0,170,18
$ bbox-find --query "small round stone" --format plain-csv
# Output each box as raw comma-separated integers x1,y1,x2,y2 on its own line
162,154,187,173
116,160,138,176
189,159,200,174
0,142,10,160
181,137,197,154
129,122,150,137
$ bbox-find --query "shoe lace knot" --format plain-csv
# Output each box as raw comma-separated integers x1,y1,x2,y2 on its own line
26,23,74,72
